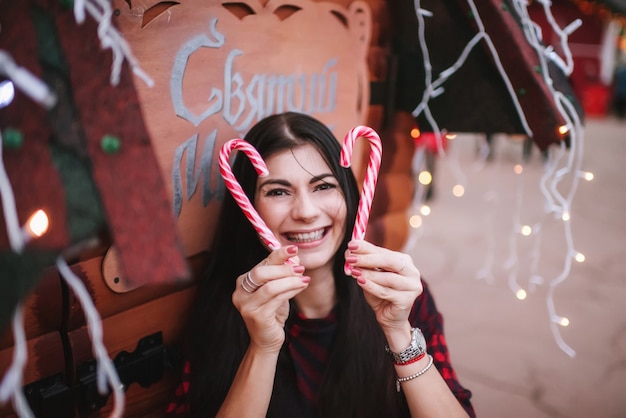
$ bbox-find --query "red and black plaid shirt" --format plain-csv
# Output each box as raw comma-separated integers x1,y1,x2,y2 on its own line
166,281,474,417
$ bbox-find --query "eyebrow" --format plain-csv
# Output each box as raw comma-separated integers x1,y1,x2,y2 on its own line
257,173,335,189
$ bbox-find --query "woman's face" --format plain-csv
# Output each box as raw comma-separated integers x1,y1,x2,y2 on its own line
255,144,347,271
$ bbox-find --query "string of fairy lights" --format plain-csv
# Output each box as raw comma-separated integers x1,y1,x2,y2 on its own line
404,0,614,357
516,0,588,357
73,0,154,87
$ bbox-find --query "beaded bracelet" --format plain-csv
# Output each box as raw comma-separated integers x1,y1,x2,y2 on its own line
395,354,433,392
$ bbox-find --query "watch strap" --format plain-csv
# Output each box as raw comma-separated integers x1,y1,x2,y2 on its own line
385,327,427,365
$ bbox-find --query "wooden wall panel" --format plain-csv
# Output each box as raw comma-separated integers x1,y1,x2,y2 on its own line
0,268,63,351
0,333,65,417
67,288,196,417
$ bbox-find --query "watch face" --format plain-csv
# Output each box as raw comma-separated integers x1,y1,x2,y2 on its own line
415,328,426,351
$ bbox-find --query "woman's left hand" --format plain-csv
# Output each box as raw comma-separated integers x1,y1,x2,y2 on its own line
344,240,422,331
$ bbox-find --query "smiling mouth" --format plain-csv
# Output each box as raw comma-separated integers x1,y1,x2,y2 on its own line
285,228,328,243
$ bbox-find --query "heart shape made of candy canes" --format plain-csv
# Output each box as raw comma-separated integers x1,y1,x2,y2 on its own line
219,126,382,270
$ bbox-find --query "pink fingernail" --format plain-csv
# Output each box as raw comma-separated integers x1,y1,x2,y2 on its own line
348,241,358,250
346,255,358,264
357,277,366,285
351,267,362,277
302,276,311,284
292,265,305,274
286,245,298,255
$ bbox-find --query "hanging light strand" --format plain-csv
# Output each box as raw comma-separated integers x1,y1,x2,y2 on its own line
409,0,587,356
503,154,526,297
511,0,585,357
0,305,34,418
56,258,126,418
73,0,153,87
412,0,534,138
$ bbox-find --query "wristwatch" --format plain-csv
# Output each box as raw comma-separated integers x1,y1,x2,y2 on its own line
385,327,427,364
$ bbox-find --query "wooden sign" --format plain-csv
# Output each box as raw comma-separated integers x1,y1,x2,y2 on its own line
114,0,372,257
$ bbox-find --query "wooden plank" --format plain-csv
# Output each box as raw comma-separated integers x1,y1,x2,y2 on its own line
0,267,65,417
66,287,196,417
0,267,63,350
0,332,65,418
65,254,195,330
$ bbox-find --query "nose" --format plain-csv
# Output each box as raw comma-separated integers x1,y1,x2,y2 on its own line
290,192,320,222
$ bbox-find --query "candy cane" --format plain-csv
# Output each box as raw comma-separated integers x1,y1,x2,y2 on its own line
219,139,282,250
341,126,382,271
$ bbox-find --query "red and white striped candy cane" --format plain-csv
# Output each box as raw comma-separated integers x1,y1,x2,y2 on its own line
218,139,282,250
341,126,382,270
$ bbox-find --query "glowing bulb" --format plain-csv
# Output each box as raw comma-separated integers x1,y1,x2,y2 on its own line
418,171,432,185
420,205,431,216
410,128,420,138
514,164,523,174
26,209,49,237
516,289,527,300
558,317,570,327
452,185,464,197
561,212,570,221
445,133,457,139
409,215,423,228
575,253,585,263
0,80,15,108
583,171,594,181
558,125,569,135
520,225,532,236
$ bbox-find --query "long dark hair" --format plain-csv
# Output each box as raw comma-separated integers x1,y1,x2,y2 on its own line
187,112,407,417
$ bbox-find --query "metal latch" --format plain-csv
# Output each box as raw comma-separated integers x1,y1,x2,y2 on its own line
23,332,167,416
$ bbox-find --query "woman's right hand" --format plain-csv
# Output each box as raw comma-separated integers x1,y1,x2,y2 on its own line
232,245,310,353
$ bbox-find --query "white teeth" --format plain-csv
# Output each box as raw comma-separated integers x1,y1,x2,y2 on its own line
287,229,325,243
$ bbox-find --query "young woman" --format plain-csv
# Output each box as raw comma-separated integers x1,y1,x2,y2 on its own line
167,112,474,417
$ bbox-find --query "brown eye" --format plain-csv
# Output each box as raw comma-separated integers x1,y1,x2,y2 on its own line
265,188,289,197
315,182,337,192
